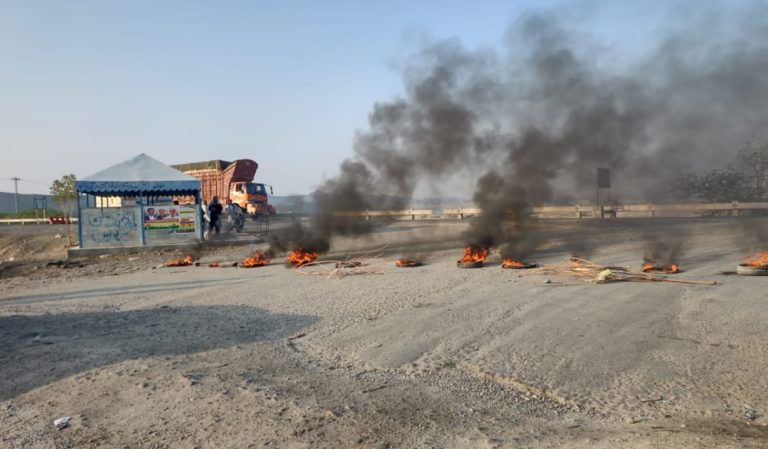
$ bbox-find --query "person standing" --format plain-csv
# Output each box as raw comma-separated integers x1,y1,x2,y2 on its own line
226,200,245,232
200,200,210,240
208,196,223,235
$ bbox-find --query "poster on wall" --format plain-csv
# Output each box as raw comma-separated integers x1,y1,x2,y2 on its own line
143,205,195,233
177,206,195,233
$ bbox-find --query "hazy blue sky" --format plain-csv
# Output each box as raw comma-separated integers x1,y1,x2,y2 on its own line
0,0,729,195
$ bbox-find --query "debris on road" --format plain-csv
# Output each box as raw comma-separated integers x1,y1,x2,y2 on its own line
45,260,83,269
335,261,363,269
542,258,719,286
637,393,663,403
288,332,307,341
54,416,70,430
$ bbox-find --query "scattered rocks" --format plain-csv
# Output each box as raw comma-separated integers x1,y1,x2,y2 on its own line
54,416,71,430
45,260,84,269
323,409,342,419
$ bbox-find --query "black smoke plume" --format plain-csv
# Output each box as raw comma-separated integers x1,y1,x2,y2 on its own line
643,238,685,267
269,4,768,258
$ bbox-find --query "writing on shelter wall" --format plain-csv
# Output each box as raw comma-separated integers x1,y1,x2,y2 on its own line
81,207,140,248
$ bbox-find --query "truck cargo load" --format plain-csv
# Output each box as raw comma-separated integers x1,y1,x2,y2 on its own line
172,159,275,216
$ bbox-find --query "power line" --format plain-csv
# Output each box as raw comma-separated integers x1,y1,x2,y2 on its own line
1,177,49,185
2,177,50,185
19,178,49,186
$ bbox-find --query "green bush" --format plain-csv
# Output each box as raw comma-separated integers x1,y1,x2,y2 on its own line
0,209,63,219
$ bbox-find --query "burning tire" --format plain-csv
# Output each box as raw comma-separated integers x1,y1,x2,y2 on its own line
501,259,538,269
457,246,488,268
286,249,319,268
457,261,484,269
395,259,422,268
736,263,768,276
641,263,680,274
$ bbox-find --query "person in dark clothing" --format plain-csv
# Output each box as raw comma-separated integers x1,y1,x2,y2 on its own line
208,196,223,235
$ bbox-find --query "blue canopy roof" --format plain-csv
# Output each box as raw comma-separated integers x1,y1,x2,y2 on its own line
76,154,200,195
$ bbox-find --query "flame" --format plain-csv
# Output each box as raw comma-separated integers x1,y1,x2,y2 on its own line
287,249,319,267
395,258,421,267
642,263,680,274
241,250,271,268
165,255,194,267
458,246,489,264
209,262,220,268
501,258,526,268
745,251,768,267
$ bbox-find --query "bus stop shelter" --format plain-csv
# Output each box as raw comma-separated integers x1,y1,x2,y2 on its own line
75,153,203,250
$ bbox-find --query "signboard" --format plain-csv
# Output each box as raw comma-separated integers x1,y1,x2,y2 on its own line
596,168,611,189
143,205,195,233
33,195,47,210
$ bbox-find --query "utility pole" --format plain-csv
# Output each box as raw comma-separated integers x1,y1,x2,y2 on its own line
11,177,20,213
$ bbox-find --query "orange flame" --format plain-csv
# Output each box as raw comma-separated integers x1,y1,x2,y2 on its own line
165,255,195,267
287,249,319,267
642,262,680,274
395,258,421,267
458,246,489,264
241,250,271,268
745,251,768,267
501,258,526,268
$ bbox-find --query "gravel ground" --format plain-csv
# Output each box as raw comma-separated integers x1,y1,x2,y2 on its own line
1,218,768,448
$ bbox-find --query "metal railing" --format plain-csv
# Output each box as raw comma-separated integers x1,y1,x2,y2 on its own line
4,202,768,224
0,217,79,225
344,202,768,220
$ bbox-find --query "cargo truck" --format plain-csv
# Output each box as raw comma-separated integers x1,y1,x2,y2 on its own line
172,159,276,217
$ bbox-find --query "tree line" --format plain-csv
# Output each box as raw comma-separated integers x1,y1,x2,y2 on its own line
674,141,768,203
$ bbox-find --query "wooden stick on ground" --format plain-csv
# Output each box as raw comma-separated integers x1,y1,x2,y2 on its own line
293,246,390,278
539,257,718,286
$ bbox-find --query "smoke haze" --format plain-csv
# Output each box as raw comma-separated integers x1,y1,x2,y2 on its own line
270,3,768,256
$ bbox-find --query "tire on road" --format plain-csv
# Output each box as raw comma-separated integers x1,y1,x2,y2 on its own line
736,264,768,276
457,261,484,269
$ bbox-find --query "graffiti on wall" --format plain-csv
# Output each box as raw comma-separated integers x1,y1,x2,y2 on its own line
81,207,140,247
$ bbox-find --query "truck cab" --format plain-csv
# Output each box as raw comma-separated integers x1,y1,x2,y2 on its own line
231,182,276,216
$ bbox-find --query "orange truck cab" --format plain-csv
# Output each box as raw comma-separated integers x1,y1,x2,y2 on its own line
231,182,275,216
